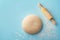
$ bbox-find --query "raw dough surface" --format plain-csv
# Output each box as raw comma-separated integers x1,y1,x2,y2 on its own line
22,15,42,34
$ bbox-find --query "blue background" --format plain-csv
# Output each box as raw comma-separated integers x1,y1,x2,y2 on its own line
0,0,60,40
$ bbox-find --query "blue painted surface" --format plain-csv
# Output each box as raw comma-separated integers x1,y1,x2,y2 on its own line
0,0,60,40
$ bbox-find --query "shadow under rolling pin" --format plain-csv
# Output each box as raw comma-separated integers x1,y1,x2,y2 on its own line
38,3,56,25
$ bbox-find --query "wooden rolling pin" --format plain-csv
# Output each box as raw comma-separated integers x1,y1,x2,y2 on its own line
38,3,56,24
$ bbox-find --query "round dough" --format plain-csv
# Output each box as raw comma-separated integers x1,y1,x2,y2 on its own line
22,14,42,34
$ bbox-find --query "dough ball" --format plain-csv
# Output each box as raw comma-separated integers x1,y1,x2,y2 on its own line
22,14,42,34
